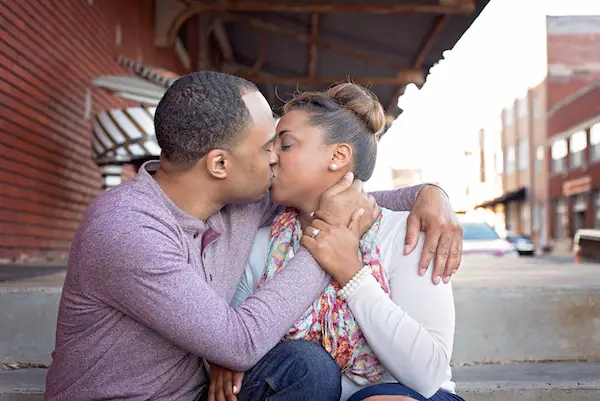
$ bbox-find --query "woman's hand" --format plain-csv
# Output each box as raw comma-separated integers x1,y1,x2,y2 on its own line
314,172,379,237
208,364,244,401
300,208,365,286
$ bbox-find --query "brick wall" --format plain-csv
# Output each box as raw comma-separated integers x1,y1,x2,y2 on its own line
546,16,600,116
0,0,186,262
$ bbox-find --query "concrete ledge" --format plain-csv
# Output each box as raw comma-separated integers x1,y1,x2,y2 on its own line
1,363,600,400
2,283,599,364
0,291,60,364
454,362,600,401
0,370,44,401
452,287,600,364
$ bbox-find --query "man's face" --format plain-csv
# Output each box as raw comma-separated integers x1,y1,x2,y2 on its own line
225,91,278,203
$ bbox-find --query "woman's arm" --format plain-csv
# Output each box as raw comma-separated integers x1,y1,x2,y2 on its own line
344,216,455,398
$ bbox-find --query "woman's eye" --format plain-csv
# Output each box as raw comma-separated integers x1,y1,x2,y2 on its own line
281,144,292,151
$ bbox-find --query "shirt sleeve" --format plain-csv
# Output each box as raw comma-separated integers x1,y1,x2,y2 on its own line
370,184,449,212
230,228,270,308
84,209,328,372
345,231,455,398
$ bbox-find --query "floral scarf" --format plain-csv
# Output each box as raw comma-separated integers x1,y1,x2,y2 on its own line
257,207,391,385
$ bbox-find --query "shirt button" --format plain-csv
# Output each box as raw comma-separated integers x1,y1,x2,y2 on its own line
193,232,199,239
209,274,213,281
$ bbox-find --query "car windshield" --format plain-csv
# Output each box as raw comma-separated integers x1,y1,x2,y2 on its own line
462,222,500,241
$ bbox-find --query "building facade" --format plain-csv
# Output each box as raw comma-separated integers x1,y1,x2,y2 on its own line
478,15,600,253
0,1,187,262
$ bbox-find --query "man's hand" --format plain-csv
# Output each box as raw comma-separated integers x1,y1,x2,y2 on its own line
301,208,364,286
208,364,244,401
313,172,378,237
405,185,463,285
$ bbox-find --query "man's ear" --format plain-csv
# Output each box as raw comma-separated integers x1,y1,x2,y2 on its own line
205,149,230,179
331,143,353,169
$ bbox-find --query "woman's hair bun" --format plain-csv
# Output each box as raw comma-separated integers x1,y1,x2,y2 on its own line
326,82,386,136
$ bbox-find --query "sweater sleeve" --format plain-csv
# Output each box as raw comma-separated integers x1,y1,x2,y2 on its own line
88,209,328,372
345,218,455,398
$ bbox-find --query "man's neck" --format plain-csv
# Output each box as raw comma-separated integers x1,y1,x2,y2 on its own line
153,166,223,221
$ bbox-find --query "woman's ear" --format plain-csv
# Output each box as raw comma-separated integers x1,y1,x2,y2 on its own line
205,149,229,179
331,143,353,170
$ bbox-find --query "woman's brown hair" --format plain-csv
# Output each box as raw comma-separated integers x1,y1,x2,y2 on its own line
283,82,386,180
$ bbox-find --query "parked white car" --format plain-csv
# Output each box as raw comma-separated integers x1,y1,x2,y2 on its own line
459,216,519,258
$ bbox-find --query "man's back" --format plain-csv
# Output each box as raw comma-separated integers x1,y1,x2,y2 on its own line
45,177,205,400
45,162,330,400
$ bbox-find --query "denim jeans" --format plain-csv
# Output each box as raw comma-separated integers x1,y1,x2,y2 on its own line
201,340,342,401
347,383,465,401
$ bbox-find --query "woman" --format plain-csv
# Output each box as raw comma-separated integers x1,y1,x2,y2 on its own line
228,83,462,401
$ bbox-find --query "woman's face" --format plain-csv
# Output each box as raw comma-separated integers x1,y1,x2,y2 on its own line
270,110,344,210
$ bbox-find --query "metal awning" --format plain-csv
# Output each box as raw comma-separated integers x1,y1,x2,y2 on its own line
159,0,490,120
92,75,166,105
92,106,161,166
476,187,527,209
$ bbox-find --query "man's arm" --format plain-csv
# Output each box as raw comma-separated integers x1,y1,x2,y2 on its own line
370,184,448,212
85,210,328,372
370,184,461,284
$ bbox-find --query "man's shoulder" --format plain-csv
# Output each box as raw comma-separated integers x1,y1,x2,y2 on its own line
78,181,180,245
88,181,174,222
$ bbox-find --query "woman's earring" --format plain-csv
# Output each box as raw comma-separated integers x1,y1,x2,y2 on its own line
330,163,338,171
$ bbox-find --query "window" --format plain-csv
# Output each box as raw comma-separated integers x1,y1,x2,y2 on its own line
535,145,545,172
505,146,516,173
520,203,531,234
554,199,566,240
551,139,567,173
495,150,504,174
569,130,587,168
533,93,542,119
596,192,600,229
518,140,529,171
504,109,513,128
517,97,528,119
591,123,600,162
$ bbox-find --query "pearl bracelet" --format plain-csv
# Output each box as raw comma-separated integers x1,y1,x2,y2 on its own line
337,265,371,300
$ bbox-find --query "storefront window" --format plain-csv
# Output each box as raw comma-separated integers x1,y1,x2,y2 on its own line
596,192,600,229
554,199,566,240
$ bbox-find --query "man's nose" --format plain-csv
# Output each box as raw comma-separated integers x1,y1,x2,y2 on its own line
269,149,279,165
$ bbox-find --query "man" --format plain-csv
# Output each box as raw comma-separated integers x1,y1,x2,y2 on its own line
45,72,461,401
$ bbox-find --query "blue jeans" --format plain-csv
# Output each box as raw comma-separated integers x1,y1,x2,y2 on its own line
202,340,342,401
347,383,465,401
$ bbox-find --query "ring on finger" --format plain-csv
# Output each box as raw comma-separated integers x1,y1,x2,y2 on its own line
310,228,320,239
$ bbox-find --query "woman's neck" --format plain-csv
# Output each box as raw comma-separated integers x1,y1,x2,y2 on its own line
298,211,314,231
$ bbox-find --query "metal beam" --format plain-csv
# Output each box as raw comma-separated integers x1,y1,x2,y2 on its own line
387,14,450,115
223,13,421,77
239,72,425,86
167,1,475,44
307,13,319,78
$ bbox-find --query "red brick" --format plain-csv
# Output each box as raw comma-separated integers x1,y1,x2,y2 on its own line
0,0,184,260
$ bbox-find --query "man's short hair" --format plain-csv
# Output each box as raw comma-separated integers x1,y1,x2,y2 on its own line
154,71,259,170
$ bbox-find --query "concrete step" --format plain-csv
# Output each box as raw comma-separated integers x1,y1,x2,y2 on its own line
452,286,600,365
454,362,600,401
0,287,61,364
2,283,599,365
1,363,599,400
0,369,44,401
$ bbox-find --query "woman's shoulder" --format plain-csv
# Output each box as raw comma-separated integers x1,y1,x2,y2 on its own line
378,208,411,245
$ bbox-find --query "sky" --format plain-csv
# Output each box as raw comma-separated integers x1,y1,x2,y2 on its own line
365,0,600,193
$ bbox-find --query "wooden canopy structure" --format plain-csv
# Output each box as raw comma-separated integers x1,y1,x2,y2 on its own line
166,0,490,122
